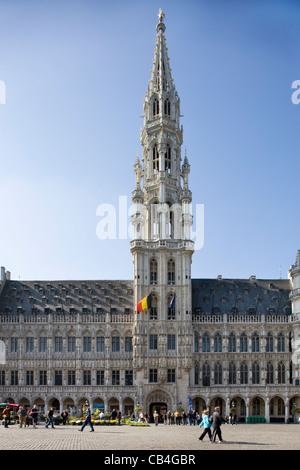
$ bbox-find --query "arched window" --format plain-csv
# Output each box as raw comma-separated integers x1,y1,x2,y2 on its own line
240,361,248,384
165,144,171,173
251,332,260,352
252,361,260,384
150,259,158,285
153,98,159,117
152,145,159,173
164,98,171,116
278,397,285,415
214,362,222,385
270,397,285,416
214,333,222,352
240,332,248,352
278,362,285,384
277,332,285,352
202,333,210,353
228,332,236,352
229,362,236,384
202,362,210,386
266,361,274,384
167,259,175,285
252,397,261,416
266,332,273,352
167,293,175,320
150,294,158,320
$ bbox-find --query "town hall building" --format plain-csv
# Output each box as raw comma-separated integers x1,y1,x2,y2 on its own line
1,10,300,423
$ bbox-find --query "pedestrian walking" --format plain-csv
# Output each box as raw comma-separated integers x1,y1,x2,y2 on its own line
79,403,94,432
45,407,55,428
30,405,39,429
211,406,225,443
18,406,27,428
153,410,159,426
198,410,212,442
2,405,11,428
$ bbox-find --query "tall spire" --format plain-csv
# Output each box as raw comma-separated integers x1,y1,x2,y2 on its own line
149,9,175,96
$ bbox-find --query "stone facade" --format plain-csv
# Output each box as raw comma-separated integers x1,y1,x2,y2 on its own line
0,12,300,423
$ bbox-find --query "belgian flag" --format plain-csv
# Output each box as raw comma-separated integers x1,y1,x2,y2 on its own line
137,294,152,313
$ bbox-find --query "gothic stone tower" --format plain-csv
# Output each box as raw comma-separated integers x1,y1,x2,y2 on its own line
130,10,194,415
290,250,300,383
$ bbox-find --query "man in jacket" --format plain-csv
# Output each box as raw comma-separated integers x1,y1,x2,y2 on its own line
45,407,55,429
18,406,27,428
79,403,94,432
2,406,11,428
211,406,225,443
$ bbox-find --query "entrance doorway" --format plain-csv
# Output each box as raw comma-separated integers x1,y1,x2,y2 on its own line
150,402,167,423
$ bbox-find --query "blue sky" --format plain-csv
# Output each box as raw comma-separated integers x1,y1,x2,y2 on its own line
0,0,299,281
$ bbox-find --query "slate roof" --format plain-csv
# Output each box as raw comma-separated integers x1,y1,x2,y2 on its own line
0,277,292,317
192,278,292,316
0,280,134,316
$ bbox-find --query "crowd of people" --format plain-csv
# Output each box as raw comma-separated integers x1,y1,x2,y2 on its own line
0,404,70,429
136,408,237,428
135,406,236,443
1,401,235,443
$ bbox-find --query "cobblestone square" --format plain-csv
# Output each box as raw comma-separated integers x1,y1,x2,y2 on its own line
0,423,299,452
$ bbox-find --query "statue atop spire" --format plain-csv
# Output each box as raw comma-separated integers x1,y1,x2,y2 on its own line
157,8,166,32
158,8,165,23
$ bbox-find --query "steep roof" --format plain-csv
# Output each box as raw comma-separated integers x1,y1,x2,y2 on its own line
0,280,134,315
192,278,291,316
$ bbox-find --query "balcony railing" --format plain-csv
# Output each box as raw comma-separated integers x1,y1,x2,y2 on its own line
0,313,134,324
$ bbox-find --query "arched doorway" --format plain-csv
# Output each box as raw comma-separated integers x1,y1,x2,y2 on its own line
108,397,119,412
63,397,75,415
123,397,134,417
192,397,207,414
48,398,60,412
146,389,172,423
229,396,246,423
270,396,285,423
19,397,31,410
150,402,167,423
250,396,265,418
210,396,225,416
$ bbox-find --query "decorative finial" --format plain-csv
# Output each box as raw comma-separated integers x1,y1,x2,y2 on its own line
158,8,165,23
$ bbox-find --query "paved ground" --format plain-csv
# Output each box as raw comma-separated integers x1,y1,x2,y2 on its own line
0,422,299,452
